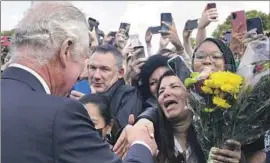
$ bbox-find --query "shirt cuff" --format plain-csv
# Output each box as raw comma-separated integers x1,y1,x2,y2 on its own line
131,141,153,155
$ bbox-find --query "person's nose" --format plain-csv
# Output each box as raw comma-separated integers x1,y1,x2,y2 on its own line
202,55,213,65
93,69,102,80
163,88,171,98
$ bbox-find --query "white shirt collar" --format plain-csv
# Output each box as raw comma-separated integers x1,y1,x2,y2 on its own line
174,136,192,159
9,63,51,94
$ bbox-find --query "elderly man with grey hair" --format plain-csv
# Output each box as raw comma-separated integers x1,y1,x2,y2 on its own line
1,2,157,163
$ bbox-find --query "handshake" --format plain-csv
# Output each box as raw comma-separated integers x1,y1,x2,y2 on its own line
112,115,158,159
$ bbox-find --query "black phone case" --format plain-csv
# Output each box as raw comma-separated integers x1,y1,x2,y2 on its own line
161,13,172,35
247,18,264,34
151,26,160,34
185,19,198,30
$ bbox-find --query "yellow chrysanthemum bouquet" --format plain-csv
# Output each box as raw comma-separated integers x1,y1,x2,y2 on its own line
185,70,270,157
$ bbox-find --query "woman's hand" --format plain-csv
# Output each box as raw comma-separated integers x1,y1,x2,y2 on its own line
198,5,218,29
145,27,153,45
89,28,99,47
209,140,241,163
159,19,183,51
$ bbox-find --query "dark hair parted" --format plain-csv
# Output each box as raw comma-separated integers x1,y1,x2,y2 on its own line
155,70,206,163
92,44,123,69
193,37,237,73
79,94,112,125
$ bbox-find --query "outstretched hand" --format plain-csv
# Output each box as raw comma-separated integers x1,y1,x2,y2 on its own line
113,115,156,159
209,140,241,163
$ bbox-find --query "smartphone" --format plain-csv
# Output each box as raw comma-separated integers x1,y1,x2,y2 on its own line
231,10,247,54
185,19,199,30
167,55,205,103
207,3,217,19
231,10,247,34
88,17,99,31
150,26,161,34
207,3,216,9
160,13,172,36
131,46,145,62
247,17,264,35
167,55,193,86
224,31,232,45
129,34,142,48
119,22,130,35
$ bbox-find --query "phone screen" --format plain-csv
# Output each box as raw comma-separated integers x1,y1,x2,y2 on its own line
185,19,198,30
151,26,161,34
224,31,232,45
88,17,98,31
207,3,216,10
161,13,172,34
119,23,130,34
247,17,264,34
167,56,192,85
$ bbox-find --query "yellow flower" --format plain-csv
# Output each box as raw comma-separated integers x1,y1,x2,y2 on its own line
220,84,234,93
204,71,243,94
213,96,231,109
204,108,215,112
201,86,213,94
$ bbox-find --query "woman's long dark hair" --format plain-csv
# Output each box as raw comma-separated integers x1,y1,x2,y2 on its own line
155,70,206,163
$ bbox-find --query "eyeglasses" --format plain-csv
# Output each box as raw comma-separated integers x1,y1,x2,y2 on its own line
194,52,224,61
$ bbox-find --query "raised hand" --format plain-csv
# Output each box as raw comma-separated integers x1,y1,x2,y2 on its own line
145,27,153,45
198,5,218,29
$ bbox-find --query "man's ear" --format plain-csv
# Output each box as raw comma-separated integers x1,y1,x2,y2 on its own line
117,67,125,79
59,38,73,68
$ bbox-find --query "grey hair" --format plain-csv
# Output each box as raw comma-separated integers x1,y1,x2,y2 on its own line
11,1,89,65
92,44,123,70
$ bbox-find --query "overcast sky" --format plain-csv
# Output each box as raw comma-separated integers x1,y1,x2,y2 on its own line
1,1,269,52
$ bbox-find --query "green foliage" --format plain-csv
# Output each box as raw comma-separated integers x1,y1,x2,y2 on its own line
212,10,270,38
1,29,15,36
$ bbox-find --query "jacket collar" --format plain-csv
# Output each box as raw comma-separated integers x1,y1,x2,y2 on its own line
98,79,125,98
2,66,46,93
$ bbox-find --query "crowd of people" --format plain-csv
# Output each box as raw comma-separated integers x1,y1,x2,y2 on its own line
2,1,270,163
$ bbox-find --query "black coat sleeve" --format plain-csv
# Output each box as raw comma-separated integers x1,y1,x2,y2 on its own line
52,100,153,163
136,107,159,125
116,89,143,128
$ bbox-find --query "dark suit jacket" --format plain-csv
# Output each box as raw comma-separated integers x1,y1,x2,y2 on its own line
1,67,153,163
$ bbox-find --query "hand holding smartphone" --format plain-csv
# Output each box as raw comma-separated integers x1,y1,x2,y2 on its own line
247,17,264,34
160,13,172,36
119,22,131,37
167,55,193,86
150,26,161,34
185,19,199,30
206,3,217,20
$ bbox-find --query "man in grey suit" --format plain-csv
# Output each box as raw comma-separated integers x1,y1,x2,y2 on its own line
1,2,157,163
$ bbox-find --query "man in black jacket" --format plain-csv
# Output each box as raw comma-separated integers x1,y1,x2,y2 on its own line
88,44,143,129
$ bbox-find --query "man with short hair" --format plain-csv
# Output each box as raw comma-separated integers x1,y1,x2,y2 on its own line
88,44,143,129
2,2,156,163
